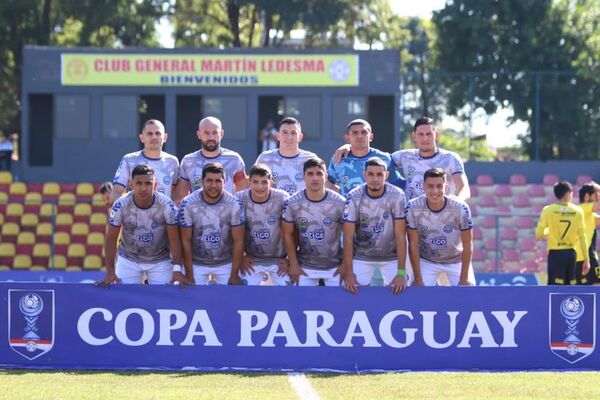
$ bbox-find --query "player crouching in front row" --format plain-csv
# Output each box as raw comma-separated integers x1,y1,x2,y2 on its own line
406,168,474,286
97,164,188,286
342,157,408,294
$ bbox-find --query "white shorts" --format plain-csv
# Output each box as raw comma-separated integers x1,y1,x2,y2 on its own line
298,267,340,287
193,263,232,285
353,259,397,286
420,258,472,286
115,258,172,285
243,264,289,286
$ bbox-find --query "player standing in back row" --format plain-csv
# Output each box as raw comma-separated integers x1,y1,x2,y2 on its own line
255,117,317,196
112,119,179,202
176,116,248,200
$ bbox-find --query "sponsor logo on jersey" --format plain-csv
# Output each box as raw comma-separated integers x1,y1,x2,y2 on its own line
252,230,271,243
428,235,447,248
137,231,154,245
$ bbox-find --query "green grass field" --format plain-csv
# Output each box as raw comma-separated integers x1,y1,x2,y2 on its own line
1,370,599,400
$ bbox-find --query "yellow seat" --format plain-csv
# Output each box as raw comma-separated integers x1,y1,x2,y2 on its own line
33,243,51,258
20,213,39,229
6,203,24,218
53,232,71,246
17,231,35,245
56,213,74,226
76,183,95,197
50,255,67,270
0,214,4,226
0,243,15,257
87,232,105,246
36,222,53,237
30,266,47,271
0,170,13,184
67,243,86,258
66,266,82,271
58,192,76,205
42,182,60,197
40,203,57,219
71,223,89,236
1,222,19,236
83,255,103,270
8,182,27,197
74,203,92,217
24,192,43,205
90,213,108,226
0,192,7,204
13,255,32,270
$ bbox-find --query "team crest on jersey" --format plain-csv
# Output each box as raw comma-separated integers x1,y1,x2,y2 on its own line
282,184,297,195
383,211,390,219
163,176,171,185
297,217,308,230
267,215,277,225
549,293,595,364
443,224,453,233
295,172,304,182
418,224,428,233
323,217,333,226
8,290,55,360
125,222,137,232
151,221,159,230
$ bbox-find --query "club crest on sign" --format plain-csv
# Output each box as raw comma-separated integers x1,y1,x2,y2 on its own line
549,293,595,364
8,290,55,360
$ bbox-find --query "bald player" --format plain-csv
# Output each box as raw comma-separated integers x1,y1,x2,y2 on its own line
112,119,179,201
176,116,248,200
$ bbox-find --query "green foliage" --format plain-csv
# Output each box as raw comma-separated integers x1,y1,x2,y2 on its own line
433,0,600,160
401,129,495,161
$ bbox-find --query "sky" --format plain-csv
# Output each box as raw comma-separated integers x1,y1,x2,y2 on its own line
157,0,522,148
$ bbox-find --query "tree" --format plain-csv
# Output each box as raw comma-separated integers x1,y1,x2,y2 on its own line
433,0,600,160
0,0,164,135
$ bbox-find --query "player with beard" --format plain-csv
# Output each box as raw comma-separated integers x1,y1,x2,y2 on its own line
282,158,346,286
342,157,408,294
178,162,247,285
176,116,248,200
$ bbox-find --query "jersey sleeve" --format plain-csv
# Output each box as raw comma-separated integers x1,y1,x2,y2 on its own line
327,156,339,184
178,199,193,228
459,203,473,231
179,157,190,182
282,199,294,223
405,202,416,230
450,153,465,175
164,199,178,226
535,208,548,239
343,196,357,223
231,197,246,227
171,159,180,185
108,200,123,227
576,210,590,262
386,159,406,190
392,191,406,220
112,157,130,188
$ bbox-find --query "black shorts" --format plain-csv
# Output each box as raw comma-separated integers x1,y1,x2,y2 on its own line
547,249,576,285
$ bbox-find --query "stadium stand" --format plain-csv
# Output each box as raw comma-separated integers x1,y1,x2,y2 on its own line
0,169,597,275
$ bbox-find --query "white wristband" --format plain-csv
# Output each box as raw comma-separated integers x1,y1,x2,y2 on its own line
172,264,182,273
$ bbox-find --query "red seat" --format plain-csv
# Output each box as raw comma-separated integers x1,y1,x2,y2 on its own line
476,175,494,185
59,183,77,193
543,174,559,185
509,174,527,185
500,227,517,241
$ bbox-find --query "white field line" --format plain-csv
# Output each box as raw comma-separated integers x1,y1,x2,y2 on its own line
287,372,321,400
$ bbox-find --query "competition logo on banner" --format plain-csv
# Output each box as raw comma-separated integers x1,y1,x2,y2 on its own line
61,54,359,87
8,290,55,360
549,293,596,364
